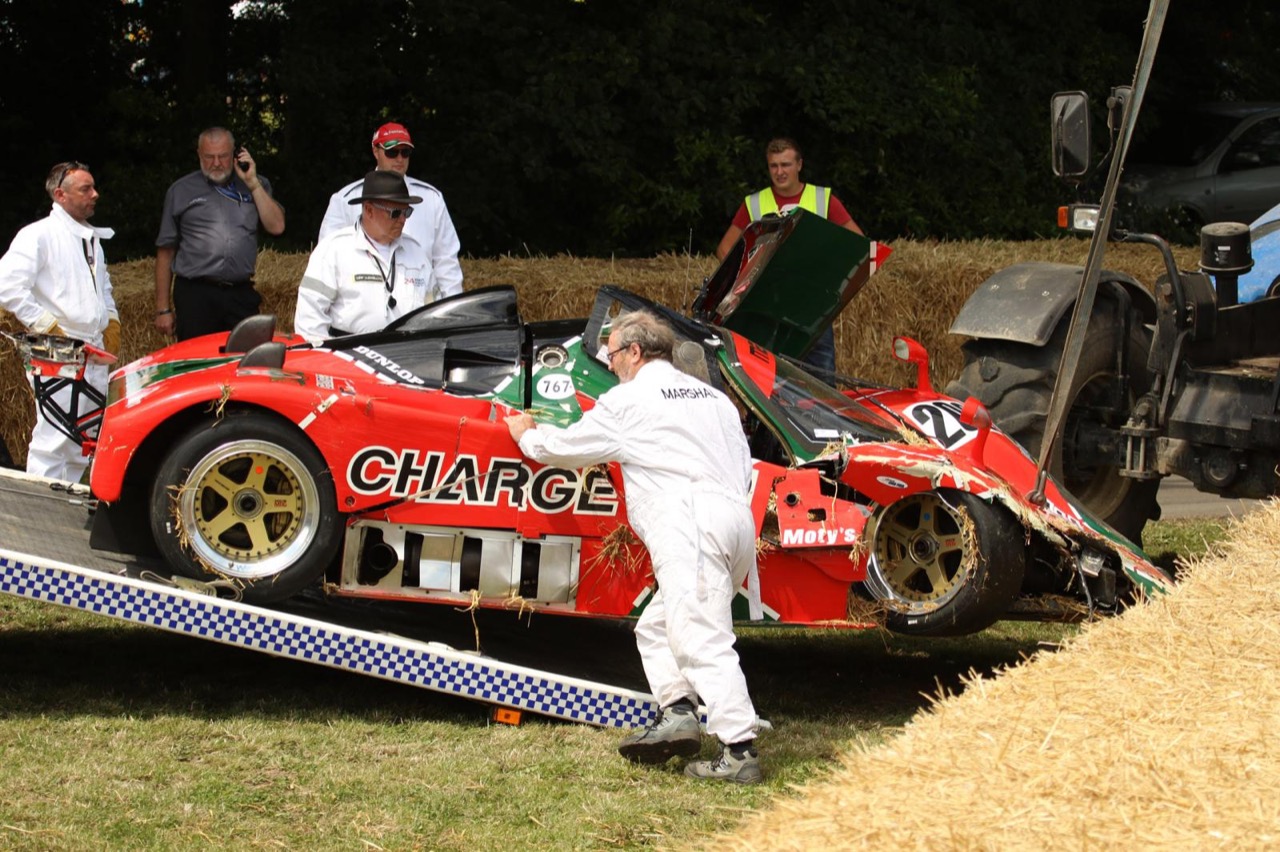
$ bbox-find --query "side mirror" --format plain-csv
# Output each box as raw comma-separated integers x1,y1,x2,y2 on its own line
1050,91,1091,177
1228,150,1263,171
892,336,932,393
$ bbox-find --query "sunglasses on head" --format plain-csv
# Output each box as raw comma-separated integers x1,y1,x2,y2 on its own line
51,161,89,189
382,147,412,159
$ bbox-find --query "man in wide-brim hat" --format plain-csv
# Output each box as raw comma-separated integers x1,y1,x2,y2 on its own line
295,169,448,344
347,168,424,207
317,121,463,300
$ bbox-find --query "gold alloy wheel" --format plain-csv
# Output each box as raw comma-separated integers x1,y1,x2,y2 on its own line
179,440,321,578
869,492,970,609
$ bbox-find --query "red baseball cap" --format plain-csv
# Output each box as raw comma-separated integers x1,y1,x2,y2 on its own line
371,122,414,150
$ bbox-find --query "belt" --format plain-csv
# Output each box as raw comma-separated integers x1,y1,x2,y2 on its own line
327,326,351,338
176,275,253,289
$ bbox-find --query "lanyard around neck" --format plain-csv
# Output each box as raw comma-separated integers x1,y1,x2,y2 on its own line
214,180,252,203
362,232,399,309
81,237,97,291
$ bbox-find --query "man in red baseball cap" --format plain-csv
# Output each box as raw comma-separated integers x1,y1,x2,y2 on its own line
369,122,414,169
318,121,462,298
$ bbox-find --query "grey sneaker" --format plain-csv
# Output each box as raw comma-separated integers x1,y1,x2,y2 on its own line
684,745,763,785
618,706,701,765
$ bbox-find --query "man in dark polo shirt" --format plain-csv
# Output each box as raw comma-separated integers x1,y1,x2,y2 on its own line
154,126,286,340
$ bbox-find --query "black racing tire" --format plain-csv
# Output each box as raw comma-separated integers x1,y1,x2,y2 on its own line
945,295,1160,545
862,489,1025,636
150,412,342,604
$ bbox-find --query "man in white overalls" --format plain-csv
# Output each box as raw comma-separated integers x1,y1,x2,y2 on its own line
0,162,119,481
506,311,763,784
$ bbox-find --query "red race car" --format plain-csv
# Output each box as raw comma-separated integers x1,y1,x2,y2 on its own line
86,212,1170,635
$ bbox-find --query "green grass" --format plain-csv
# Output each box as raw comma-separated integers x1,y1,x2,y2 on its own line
1141,516,1234,579
0,519,1225,849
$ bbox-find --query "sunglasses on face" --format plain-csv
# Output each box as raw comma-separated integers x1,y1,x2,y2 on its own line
370,202,414,220
382,147,412,159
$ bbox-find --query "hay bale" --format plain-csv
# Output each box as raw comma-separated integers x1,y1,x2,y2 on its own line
0,241,1195,466
713,501,1280,849
0,312,34,466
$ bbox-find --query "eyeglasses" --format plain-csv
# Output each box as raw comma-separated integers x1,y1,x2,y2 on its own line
382,147,413,159
369,202,414,221
51,161,89,190
605,344,633,363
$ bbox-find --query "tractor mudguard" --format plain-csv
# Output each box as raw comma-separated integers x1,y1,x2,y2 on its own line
949,261,1155,346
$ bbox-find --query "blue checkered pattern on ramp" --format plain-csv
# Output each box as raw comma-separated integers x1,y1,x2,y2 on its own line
0,553,657,729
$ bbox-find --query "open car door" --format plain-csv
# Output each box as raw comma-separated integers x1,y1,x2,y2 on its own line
691,209,892,359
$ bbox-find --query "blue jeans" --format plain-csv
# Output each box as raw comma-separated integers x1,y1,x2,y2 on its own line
802,326,836,378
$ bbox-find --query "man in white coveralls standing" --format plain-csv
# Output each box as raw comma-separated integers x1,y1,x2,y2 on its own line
0,161,119,481
504,310,762,784
294,170,442,343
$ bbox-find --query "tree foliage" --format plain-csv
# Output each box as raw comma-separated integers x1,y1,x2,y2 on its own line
1,0,1277,260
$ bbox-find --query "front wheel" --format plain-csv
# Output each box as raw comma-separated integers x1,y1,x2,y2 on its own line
860,490,1025,636
150,412,342,604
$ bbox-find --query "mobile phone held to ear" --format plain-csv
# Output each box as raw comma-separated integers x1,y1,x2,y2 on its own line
237,147,250,172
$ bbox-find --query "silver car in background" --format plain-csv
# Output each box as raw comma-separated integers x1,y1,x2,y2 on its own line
1120,102,1280,236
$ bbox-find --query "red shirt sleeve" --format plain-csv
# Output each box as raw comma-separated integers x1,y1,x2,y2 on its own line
731,202,751,231
827,194,853,227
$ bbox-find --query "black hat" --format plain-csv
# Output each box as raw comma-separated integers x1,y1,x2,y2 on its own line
348,170,422,205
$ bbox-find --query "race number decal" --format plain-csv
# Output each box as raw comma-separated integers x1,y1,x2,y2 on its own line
535,373,576,401
904,400,978,450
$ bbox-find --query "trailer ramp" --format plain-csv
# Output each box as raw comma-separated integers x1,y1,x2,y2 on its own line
0,470,659,729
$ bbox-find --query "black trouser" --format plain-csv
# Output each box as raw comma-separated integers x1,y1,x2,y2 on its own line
173,276,262,341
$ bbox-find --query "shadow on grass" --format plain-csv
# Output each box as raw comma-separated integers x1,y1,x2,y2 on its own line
1,593,1067,738
0,598,644,724
737,623,1069,727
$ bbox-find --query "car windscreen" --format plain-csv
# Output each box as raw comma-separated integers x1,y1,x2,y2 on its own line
721,334,899,459
1130,112,1240,166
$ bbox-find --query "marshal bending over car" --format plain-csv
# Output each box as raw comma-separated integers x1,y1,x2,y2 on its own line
79,211,1169,636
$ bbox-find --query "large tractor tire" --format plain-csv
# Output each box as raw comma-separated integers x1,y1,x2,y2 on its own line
946,296,1159,544
150,412,342,604
862,489,1026,636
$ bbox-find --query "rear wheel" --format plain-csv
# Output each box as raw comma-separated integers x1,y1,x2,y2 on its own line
862,490,1025,636
946,296,1160,544
150,412,341,604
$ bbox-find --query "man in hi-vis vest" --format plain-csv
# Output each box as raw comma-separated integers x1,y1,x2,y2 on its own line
715,137,863,375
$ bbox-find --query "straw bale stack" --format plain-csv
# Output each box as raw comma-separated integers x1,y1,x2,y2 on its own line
0,240,1196,467
716,501,1280,849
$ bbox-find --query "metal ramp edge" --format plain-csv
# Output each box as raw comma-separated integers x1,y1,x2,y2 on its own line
0,548,659,729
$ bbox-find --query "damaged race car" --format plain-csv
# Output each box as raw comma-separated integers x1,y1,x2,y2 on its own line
86,211,1171,636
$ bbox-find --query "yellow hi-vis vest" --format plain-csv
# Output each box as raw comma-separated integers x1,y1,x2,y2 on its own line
745,184,830,222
